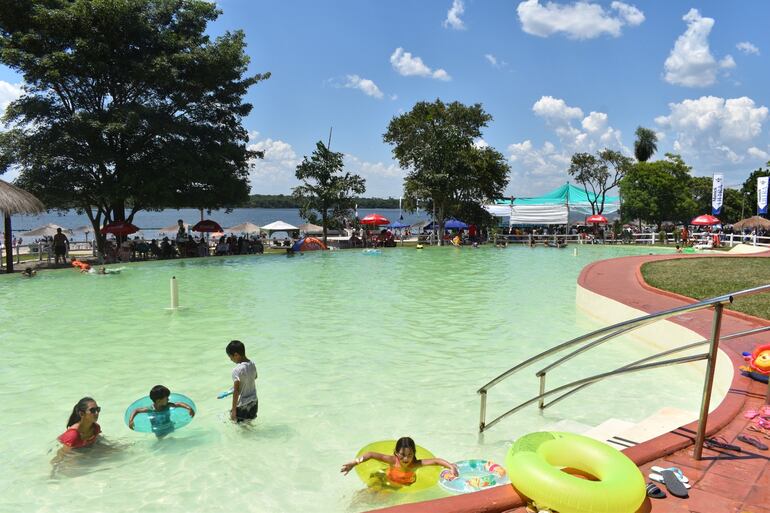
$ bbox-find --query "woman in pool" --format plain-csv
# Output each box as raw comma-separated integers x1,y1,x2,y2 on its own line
340,437,458,487
58,397,102,450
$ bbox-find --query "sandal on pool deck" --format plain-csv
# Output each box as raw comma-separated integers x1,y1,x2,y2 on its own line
659,469,689,498
704,437,742,452
649,472,691,489
650,466,688,483
747,425,770,439
646,482,667,499
737,434,769,451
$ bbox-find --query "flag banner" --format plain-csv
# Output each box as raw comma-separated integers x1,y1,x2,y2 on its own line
711,173,724,215
758,176,769,215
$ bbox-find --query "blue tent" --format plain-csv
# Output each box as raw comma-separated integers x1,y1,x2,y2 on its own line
386,221,410,229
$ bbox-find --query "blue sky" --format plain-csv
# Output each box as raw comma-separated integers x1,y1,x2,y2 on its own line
2,0,770,197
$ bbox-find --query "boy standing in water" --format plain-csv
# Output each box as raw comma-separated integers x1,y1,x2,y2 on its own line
226,340,258,422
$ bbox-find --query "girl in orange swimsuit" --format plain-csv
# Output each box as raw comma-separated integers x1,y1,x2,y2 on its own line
341,436,458,488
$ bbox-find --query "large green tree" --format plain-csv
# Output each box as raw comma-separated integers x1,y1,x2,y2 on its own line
633,126,658,162
292,141,365,244
689,176,743,224
619,154,697,229
740,165,770,218
0,0,269,252
383,99,509,244
568,149,633,214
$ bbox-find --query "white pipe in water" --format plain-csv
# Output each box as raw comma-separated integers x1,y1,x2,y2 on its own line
573,247,578,257
170,276,179,309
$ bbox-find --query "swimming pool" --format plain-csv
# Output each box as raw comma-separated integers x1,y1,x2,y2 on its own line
0,245,706,512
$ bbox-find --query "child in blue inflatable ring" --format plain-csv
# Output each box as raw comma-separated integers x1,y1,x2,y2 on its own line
128,385,195,438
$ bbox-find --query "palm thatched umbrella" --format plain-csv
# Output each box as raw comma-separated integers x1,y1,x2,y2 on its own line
0,179,45,272
732,216,770,231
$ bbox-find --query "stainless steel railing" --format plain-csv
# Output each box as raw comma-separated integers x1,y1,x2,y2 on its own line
477,284,770,460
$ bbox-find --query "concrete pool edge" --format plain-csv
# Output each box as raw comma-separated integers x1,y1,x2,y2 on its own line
364,252,767,513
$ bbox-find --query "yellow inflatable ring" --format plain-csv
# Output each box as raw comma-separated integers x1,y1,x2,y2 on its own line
354,440,441,492
505,432,645,513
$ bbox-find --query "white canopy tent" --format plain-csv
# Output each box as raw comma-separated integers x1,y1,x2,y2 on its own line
262,220,299,238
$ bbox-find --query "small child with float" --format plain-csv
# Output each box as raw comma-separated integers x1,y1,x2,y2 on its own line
341,436,457,488
127,385,195,437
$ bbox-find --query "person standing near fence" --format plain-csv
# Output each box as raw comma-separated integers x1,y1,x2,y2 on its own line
53,228,69,265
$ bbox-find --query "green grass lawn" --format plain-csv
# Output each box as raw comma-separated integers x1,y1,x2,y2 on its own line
641,257,770,320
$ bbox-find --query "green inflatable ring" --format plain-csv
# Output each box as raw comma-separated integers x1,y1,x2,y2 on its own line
353,440,441,492
505,432,645,513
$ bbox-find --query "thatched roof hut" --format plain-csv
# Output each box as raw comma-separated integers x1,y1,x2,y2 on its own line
732,216,770,231
0,179,45,272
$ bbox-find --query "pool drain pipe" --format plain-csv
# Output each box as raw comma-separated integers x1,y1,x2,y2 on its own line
170,276,179,309
573,247,578,257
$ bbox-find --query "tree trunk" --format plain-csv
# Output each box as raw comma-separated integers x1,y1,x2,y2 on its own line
4,213,13,272
322,211,328,245
438,206,445,246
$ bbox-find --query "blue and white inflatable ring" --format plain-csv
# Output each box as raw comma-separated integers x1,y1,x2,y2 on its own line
123,393,197,434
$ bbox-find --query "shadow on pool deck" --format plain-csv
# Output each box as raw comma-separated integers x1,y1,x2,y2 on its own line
366,251,770,513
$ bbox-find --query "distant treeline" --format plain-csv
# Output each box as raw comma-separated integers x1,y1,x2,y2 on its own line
246,194,401,209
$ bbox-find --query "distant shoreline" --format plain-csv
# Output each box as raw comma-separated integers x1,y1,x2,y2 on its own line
245,194,400,209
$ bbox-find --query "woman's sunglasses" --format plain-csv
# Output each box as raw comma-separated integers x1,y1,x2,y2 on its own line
88,407,101,414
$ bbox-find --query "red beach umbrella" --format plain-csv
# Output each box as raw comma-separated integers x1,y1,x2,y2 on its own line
101,221,140,236
690,214,721,226
586,214,608,224
192,219,224,232
360,213,390,226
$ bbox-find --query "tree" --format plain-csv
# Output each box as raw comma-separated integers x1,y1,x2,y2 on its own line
619,154,697,229
0,0,269,253
634,126,658,162
383,99,509,244
568,149,632,214
292,141,365,244
690,176,743,224
740,164,770,218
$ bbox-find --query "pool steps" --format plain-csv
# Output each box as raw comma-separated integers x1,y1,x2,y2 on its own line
543,406,696,451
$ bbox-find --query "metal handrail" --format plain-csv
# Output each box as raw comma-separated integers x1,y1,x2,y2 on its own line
480,354,708,433
479,283,770,395
541,324,770,410
478,283,770,448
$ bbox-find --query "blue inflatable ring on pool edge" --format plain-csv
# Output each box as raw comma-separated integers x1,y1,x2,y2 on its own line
439,459,510,494
124,393,197,434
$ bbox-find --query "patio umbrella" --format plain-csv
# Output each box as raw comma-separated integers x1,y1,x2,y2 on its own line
101,221,140,236
443,218,468,230
226,222,261,234
298,222,324,235
20,223,70,237
360,213,390,226
732,216,770,231
691,214,721,226
0,178,45,272
586,214,608,224
192,219,223,232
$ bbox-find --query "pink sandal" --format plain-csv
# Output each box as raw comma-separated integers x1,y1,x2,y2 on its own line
744,409,759,419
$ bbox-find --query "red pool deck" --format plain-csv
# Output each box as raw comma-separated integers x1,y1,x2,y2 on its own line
368,252,770,513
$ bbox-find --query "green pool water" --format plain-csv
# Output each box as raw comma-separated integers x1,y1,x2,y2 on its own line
0,245,704,512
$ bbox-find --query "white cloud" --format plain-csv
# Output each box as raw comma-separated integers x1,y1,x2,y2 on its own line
0,80,23,116
506,97,627,194
655,96,769,169
517,0,644,40
343,75,383,99
443,0,466,30
719,55,736,69
663,9,733,87
390,48,451,81
532,96,583,121
736,41,760,56
748,147,770,161
473,138,489,149
246,131,301,194
344,154,406,197
484,53,507,69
